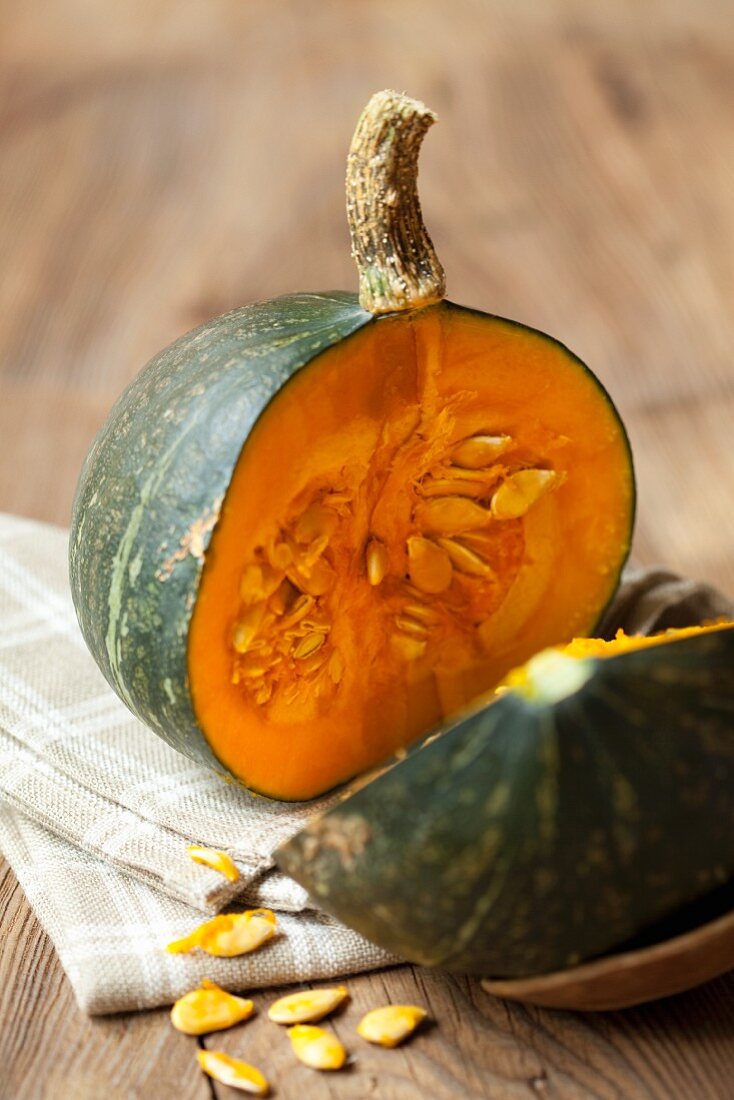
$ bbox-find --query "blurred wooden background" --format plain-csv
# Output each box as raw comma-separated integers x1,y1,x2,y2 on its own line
1,1,733,1097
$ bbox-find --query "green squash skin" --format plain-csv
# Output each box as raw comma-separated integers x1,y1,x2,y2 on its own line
276,628,734,975
69,293,633,790
69,292,372,771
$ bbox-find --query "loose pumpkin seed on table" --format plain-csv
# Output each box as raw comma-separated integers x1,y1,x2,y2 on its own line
166,908,276,957
186,844,240,882
70,89,634,804
197,1050,269,1096
357,1005,428,1047
267,985,349,1024
170,979,254,1035
287,1025,347,1071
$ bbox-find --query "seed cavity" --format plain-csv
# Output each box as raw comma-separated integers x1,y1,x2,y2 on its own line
186,845,240,882
287,1025,347,1071
171,980,253,1035
196,1050,269,1096
436,538,495,578
490,468,556,520
357,1004,428,1047
268,986,349,1025
406,536,453,594
366,537,389,586
451,433,512,469
414,496,491,536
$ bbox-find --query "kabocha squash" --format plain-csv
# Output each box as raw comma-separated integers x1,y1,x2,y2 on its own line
276,623,734,976
70,91,634,800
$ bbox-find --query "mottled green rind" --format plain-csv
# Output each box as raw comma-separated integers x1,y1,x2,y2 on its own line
276,628,734,976
69,292,372,771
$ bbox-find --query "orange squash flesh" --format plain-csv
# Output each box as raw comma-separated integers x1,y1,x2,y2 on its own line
188,303,634,800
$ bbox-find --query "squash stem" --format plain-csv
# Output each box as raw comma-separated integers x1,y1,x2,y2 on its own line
346,90,446,315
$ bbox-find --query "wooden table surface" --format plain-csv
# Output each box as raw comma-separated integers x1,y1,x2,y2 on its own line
2,2,733,1097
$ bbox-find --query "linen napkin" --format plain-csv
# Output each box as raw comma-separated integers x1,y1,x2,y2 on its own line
0,512,731,1014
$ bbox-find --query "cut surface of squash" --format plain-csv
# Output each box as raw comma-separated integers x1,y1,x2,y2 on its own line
188,302,633,799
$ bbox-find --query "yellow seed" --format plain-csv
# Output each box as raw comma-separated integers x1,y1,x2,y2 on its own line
171,980,254,1035
356,1005,427,1047
395,615,429,637
451,433,512,468
328,649,345,684
281,594,315,628
418,477,487,499
402,602,441,624
269,578,299,615
299,650,329,676
240,562,283,602
301,533,330,568
197,1050,269,1096
268,986,349,1025
268,540,293,570
166,909,276,957
287,1025,347,1070
294,504,339,544
391,634,427,661
293,632,326,660
232,602,267,653
414,496,491,536
407,536,453,594
436,537,495,578
254,682,273,705
490,468,556,520
288,556,335,596
366,538,389,586
186,846,240,883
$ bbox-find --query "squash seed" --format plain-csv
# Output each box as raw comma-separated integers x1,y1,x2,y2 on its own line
268,985,349,1025
402,602,441,624
407,536,453,594
280,593,315,629
186,845,240,883
395,615,429,637
287,1025,347,1070
293,633,326,660
294,504,339,544
436,537,495,578
366,538,389,586
232,602,267,653
391,634,427,661
171,979,253,1035
328,649,345,684
490,468,556,520
451,433,512,469
356,1004,427,1047
288,556,335,596
269,578,298,616
166,908,276,957
240,562,283,602
418,477,487,499
414,496,491,535
197,1050,269,1096
267,540,293,570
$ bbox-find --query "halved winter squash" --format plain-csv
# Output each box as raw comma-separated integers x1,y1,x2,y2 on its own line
70,91,634,799
276,622,734,975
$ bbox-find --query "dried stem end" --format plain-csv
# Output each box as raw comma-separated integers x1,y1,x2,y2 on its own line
347,90,446,315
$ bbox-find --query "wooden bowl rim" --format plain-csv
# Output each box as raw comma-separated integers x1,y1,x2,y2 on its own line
481,903,734,1010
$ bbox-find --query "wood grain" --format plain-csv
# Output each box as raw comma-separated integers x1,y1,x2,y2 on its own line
1,0,733,1097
